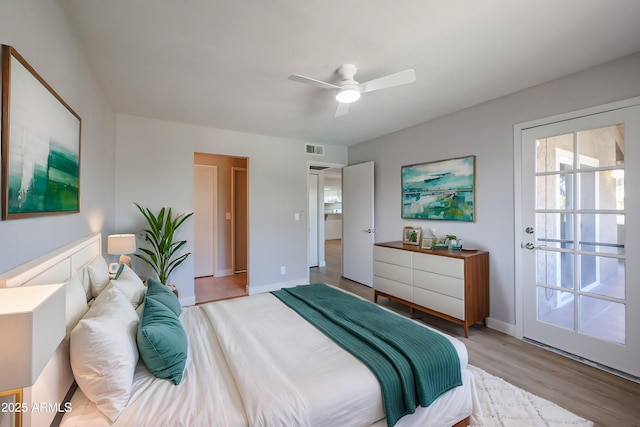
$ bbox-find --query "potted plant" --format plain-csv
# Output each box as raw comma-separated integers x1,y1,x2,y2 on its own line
134,203,193,284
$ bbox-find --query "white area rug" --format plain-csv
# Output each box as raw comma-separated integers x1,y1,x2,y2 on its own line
469,365,594,427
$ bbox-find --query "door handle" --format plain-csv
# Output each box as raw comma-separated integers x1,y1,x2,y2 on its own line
362,228,374,234
521,242,548,250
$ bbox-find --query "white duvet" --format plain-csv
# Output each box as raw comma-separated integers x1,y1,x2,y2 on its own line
61,292,479,427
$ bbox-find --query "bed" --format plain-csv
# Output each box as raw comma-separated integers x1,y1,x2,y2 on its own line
0,234,480,427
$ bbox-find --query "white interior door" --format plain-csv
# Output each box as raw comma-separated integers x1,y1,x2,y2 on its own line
519,104,640,377
308,173,319,267
342,161,374,286
193,165,217,277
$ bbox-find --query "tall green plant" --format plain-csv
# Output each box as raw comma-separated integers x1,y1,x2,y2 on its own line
134,203,193,284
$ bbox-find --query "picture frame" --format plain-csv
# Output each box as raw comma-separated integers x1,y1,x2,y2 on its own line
420,237,433,250
402,226,421,245
401,155,475,221
1,45,82,220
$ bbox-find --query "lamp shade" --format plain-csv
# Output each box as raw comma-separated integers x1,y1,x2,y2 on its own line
0,284,65,390
107,234,136,255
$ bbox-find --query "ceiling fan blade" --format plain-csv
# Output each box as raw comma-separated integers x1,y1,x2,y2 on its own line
288,74,340,90
335,102,350,117
359,69,416,93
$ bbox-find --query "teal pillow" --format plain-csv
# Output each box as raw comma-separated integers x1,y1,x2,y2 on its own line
114,263,125,280
146,277,181,316
137,297,188,385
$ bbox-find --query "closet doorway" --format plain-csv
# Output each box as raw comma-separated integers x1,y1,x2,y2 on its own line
194,153,248,303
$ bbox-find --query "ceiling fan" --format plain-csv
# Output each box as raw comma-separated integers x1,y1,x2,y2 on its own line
288,64,416,117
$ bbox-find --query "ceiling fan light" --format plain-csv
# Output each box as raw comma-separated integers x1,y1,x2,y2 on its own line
336,88,361,103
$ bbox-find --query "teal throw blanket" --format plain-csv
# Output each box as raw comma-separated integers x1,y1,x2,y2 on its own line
272,283,462,427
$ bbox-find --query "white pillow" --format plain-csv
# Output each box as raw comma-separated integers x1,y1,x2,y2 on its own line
87,256,110,298
111,264,146,308
79,267,92,302
65,274,89,335
70,286,139,422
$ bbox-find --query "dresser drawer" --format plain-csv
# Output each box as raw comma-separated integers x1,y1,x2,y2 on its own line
374,260,412,285
413,270,464,299
412,252,464,278
374,246,411,267
414,287,465,320
374,276,413,302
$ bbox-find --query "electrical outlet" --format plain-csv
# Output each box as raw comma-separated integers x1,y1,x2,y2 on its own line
280,266,286,275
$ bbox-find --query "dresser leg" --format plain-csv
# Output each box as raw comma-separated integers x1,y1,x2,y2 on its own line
464,325,469,338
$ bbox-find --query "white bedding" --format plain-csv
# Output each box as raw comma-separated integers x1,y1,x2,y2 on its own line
61,292,479,427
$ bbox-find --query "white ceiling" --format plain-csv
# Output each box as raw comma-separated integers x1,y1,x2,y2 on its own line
62,0,640,146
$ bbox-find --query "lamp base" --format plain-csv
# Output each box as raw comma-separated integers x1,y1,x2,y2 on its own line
0,388,23,427
118,254,132,267
108,263,120,275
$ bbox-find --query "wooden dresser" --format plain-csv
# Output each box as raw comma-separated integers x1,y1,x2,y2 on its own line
373,241,489,337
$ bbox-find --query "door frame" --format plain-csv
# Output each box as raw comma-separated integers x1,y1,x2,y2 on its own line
308,172,320,268
231,166,248,275
513,95,640,340
306,161,346,282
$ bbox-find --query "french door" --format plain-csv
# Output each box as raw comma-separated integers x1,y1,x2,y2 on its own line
520,104,640,378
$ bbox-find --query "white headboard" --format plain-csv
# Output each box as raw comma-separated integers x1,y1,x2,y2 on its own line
0,233,102,427
0,233,101,289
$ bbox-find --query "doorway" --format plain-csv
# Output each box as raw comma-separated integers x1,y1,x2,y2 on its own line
194,153,249,303
308,164,345,273
516,103,640,378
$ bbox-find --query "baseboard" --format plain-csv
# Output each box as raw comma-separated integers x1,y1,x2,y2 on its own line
248,278,307,295
485,317,516,336
215,269,235,277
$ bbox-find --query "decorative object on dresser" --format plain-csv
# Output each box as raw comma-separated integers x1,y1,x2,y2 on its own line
401,155,475,221
107,234,137,274
0,284,66,427
420,237,433,250
1,45,81,220
134,203,193,284
402,226,422,245
373,241,489,337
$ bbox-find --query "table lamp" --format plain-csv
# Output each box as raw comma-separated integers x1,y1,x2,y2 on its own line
0,284,65,427
107,234,137,274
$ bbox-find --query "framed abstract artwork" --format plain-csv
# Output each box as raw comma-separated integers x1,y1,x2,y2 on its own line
401,155,475,221
1,45,81,219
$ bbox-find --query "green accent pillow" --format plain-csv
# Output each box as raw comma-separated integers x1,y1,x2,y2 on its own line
137,297,187,385
114,263,125,280
146,277,181,316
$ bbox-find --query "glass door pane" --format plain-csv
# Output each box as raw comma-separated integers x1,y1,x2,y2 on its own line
534,124,626,344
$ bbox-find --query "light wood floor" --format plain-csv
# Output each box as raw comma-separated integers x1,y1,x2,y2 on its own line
195,272,247,304
199,239,640,426
311,239,640,427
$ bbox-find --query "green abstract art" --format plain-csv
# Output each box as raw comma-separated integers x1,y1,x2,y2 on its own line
402,155,475,221
2,46,81,219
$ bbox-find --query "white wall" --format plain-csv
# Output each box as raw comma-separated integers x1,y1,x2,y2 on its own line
349,52,640,329
0,0,116,274
114,113,348,304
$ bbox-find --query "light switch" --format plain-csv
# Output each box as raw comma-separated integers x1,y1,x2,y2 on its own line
294,212,300,221
226,212,231,220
